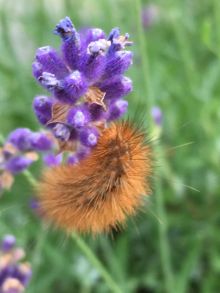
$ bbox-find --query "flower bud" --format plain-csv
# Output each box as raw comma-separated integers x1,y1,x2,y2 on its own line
104,50,133,79
32,61,43,80
30,132,53,151
53,123,71,141
1,235,16,252
55,17,82,70
43,153,63,167
36,46,68,79
61,71,87,102
6,156,33,174
33,96,52,125
107,99,128,121
84,28,106,45
7,128,32,151
81,39,109,81
99,76,132,100
79,127,99,147
67,105,90,128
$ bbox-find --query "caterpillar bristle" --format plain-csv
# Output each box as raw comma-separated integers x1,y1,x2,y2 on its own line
37,121,152,234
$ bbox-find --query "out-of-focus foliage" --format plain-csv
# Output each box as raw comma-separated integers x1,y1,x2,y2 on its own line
0,0,219,292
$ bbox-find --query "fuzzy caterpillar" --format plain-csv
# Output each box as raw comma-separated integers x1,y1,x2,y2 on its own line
37,121,152,234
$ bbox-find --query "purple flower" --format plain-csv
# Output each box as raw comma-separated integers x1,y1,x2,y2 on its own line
67,154,79,165
5,156,33,174
107,99,128,121
103,50,133,79
60,71,87,103
151,106,162,125
43,153,63,167
53,123,71,141
7,129,32,152
67,105,90,128
1,235,16,252
99,75,132,100
79,127,99,147
0,129,55,191
35,46,68,79
32,17,133,162
0,235,32,292
54,17,81,70
83,28,106,46
33,95,53,125
30,132,53,151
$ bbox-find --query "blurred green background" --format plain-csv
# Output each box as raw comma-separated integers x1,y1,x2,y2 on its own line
0,0,220,292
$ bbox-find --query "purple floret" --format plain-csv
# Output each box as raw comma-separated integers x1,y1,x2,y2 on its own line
5,156,33,174
67,154,79,165
67,105,90,128
32,61,43,80
36,46,68,79
55,17,82,70
104,50,133,79
53,123,71,141
43,153,63,167
99,76,132,100
30,132,53,151
108,27,120,41
33,96,52,125
107,99,128,121
1,235,16,252
7,128,32,152
61,71,87,102
81,43,107,81
79,127,99,147
54,16,75,40
13,265,32,286
84,28,106,46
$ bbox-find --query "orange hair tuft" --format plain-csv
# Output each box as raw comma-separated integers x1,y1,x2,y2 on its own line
37,121,152,234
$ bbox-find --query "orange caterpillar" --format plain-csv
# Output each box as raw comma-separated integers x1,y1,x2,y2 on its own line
37,121,152,234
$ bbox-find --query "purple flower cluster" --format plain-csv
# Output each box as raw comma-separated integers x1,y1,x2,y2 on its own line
0,235,32,293
0,128,54,193
32,16,133,162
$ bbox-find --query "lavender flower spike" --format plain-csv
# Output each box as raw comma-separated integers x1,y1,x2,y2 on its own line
0,128,55,192
32,17,134,165
0,235,32,292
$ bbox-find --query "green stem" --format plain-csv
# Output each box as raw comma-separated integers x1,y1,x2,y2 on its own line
23,170,37,187
135,0,154,114
154,156,175,293
71,232,122,293
134,1,175,290
0,134,4,144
